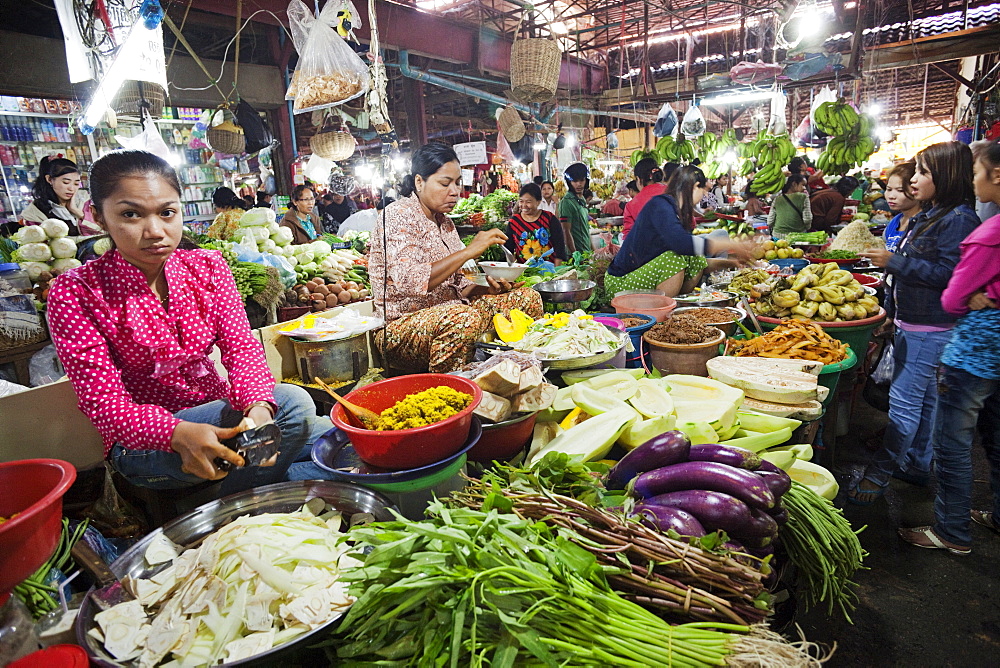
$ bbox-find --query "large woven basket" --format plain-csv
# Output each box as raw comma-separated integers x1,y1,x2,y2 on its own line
206,107,246,155
311,130,356,161
498,105,526,143
510,36,561,103
113,80,166,118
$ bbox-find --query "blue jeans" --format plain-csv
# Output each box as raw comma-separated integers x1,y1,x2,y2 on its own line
110,384,333,497
932,365,1000,546
866,328,952,485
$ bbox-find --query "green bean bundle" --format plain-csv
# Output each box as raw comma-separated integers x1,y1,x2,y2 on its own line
781,482,868,621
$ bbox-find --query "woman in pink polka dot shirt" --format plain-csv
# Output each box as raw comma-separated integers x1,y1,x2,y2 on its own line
47,150,330,495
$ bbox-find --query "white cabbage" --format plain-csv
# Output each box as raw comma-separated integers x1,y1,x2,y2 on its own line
15,225,47,244
51,258,82,271
50,237,78,259
18,242,52,262
41,218,70,239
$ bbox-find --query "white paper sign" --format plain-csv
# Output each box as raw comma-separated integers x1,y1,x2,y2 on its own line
454,141,488,166
461,169,475,186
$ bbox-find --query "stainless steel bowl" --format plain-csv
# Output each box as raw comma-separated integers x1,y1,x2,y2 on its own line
532,279,597,303
76,481,396,667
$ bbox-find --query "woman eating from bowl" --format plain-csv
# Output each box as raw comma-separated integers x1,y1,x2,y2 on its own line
280,185,321,244
369,143,544,373
850,141,981,507
46,150,329,495
507,183,566,264
605,165,754,298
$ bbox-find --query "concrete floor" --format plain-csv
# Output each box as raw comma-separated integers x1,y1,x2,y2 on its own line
795,397,1000,667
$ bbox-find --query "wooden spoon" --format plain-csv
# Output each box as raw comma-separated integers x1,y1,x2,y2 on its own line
313,377,382,430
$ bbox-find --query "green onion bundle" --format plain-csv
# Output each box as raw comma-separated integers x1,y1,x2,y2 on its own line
781,482,868,621
14,519,88,618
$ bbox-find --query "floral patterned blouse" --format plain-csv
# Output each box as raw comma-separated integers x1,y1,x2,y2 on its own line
206,208,243,240
47,249,277,455
368,194,472,323
505,211,566,262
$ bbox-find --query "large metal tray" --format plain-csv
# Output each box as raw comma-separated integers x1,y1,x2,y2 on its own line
476,326,628,370
76,481,396,667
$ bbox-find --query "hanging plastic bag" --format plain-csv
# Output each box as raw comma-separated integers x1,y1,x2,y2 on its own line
810,86,838,131
768,92,787,135
653,102,678,138
680,104,706,137
115,110,172,162
304,153,335,184
286,0,370,113
236,99,275,154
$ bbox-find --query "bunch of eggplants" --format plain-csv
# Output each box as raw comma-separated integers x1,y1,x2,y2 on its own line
608,430,790,557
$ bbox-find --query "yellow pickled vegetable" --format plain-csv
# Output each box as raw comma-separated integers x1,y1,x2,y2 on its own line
379,386,473,430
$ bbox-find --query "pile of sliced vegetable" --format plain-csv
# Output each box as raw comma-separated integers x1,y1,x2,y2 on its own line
90,503,358,666
508,310,627,360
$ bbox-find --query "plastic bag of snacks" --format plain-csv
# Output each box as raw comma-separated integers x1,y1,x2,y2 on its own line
286,0,370,113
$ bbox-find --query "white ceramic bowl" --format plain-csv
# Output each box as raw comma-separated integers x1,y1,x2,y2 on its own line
479,261,528,282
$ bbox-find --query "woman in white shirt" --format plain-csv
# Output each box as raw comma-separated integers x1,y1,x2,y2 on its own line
538,180,559,215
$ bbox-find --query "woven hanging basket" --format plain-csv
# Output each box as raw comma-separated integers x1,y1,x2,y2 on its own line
510,35,561,103
113,80,166,118
498,105,526,143
311,129,356,161
207,107,246,155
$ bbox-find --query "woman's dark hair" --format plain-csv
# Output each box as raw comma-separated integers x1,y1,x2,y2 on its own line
541,180,555,190
662,162,680,184
971,138,1000,168
626,180,639,193
911,141,976,238
634,158,663,186
532,175,543,185
782,173,809,194
789,156,806,174
33,156,80,203
519,183,542,201
886,161,916,197
834,176,860,197
89,150,180,214
563,162,590,195
665,165,707,231
399,142,459,197
291,184,315,202
255,191,272,206
376,196,395,211
213,186,247,210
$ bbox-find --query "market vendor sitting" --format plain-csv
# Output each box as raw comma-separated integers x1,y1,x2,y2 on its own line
368,142,544,373
47,150,329,495
605,166,754,297
279,185,322,244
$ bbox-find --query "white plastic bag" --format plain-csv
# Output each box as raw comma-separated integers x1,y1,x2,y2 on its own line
768,92,787,135
278,309,383,342
286,0,370,113
304,153,334,184
653,103,678,138
29,344,64,386
810,86,838,130
115,110,172,162
871,341,895,386
680,104,706,137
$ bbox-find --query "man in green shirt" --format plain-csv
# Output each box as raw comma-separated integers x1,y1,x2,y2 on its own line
559,162,593,254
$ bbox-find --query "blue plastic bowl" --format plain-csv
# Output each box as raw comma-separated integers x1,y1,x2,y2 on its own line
771,258,810,273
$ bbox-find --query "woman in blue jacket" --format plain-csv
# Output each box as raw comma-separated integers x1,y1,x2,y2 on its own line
851,141,981,505
605,166,752,297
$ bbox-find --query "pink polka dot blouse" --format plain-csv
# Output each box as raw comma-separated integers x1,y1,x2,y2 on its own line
47,248,277,456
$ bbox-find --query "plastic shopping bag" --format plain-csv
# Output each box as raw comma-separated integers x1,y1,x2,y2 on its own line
871,341,894,386
768,92,787,135
810,86,837,131
679,104,706,137
653,103,678,138
115,110,172,162
286,0,370,113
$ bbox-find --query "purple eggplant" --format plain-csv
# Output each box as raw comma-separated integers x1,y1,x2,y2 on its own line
755,460,784,475
755,469,792,498
739,534,774,550
769,504,789,526
630,461,776,510
731,507,779,540
607,430,691,490
688,444,761,470
631,504,707,537
744,544,775,560
642,490,753,535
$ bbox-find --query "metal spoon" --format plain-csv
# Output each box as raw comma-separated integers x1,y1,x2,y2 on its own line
740,296,764,335
500,244,516,267
313,377,382,430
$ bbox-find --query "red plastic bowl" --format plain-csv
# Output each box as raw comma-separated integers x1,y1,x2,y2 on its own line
467,412,538,464
331,374,483,470
852,273,883,289
0,459,76,602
